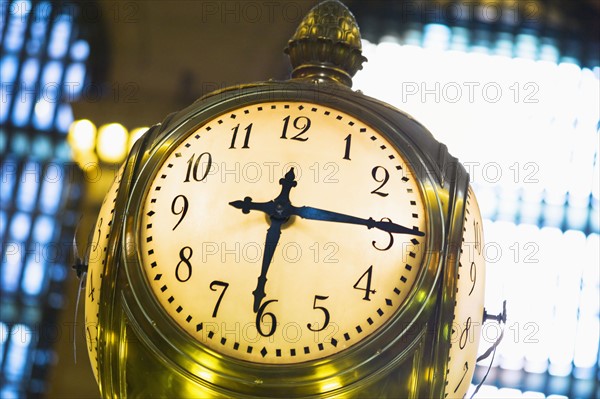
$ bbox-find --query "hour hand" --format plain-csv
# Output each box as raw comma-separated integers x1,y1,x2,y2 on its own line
291,205,425,236
229,197,274,215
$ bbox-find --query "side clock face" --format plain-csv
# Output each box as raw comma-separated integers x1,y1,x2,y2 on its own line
445,187,486,398
85,165,124,382
138,101,428,364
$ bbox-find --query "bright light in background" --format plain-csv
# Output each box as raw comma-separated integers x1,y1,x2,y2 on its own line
354,24,599,397
97,123,128,163
68,120,150,165
68,119,96,153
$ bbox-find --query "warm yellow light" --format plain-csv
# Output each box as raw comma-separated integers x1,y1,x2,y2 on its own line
320,379,342,393
129,127,149,150
68,119,96,152
97,123,128,163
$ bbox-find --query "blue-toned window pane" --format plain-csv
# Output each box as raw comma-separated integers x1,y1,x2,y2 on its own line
32,99,56,131
70,40,90,61
48,16,72,59
55,103,73,133
4,324,33,382
16,162,40,211
64,63,86,97
0,322,8,364
0,211,6,241
0,386,20,399
41,60,63,88
12,89,33,127
26,18,48,56
9,212,31,241
5,4,30,52
0,55,19,85
39,169,63,214
0,129,5,153
9,132,29,156
1,241,23,293
32,215,54,243
0,160,18,206
22,256,47,296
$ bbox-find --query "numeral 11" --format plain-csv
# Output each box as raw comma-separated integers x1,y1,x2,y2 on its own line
230,123,252,149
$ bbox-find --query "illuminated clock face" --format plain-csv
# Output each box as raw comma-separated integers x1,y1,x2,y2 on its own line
138,101,428,364
85,166,124,381
445,187,486,398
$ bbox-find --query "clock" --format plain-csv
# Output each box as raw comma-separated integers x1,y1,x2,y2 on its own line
83,164,124,383
137,101,428,365
79,1,486,398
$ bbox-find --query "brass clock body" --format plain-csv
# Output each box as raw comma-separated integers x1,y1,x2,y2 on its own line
81,1,486,398
84,81,483,398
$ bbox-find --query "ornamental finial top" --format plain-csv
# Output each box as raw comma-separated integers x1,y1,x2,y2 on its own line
284,0,367,87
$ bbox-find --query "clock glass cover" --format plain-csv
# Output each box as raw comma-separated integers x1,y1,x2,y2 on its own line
138,101,428,363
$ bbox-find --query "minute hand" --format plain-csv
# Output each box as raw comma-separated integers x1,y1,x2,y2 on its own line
290,205,425,236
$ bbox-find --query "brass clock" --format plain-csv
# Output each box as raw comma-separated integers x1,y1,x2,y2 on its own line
80,1,486,398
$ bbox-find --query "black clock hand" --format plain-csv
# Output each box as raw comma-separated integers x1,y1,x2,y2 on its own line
230,168,423,237
290,205,425,236
253,218,283,313
229,168,298,313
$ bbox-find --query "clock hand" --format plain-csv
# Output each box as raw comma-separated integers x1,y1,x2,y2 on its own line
290,205,425,236
253,217,284,313
229,168,299,313
229,168,423,237
229,168,298,218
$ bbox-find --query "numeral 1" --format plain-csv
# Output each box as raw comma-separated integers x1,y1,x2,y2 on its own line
343,134,351,160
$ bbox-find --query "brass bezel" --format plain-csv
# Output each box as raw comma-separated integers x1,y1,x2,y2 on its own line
120,81,447,396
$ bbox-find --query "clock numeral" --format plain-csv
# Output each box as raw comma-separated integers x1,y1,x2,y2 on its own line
87,271,95,302
229,123,252,149
459,316,472,350
372,217,394,251
468,261,477,296
184,152,212,182
175,246,193,282
307,295,330,332
354,265,376,301
86,325,94,352
343,134,352,160
171,194,189,230
209,280,229,318
281,115,310,141
256,299,278,337
473,219,482,255
453,361,469,393
370,166,390,197
91,217,103,252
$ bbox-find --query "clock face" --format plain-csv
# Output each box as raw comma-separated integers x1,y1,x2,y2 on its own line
138,101,428,364
445,187,486,398
85,165,124,382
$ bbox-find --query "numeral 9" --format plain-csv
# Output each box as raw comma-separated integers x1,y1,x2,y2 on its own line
171,195,188,230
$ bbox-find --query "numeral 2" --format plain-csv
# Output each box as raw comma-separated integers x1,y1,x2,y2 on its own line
371,166,389,197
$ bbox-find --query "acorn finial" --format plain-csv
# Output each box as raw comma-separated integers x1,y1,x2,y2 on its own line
284,0,367,87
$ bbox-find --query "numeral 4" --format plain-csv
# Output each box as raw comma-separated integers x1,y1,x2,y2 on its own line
354,265,376,301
